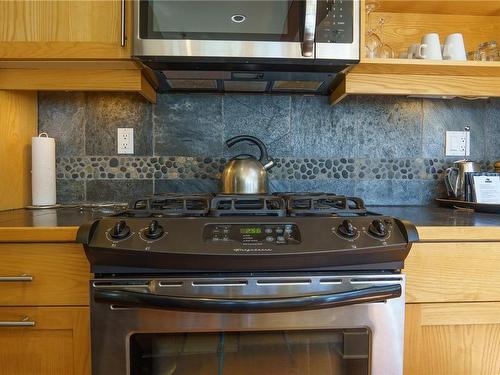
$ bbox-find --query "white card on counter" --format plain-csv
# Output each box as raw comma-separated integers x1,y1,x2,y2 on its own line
473,175,500,204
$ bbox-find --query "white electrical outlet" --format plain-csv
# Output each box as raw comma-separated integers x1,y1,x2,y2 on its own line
117,128,134,154
445,131,470,157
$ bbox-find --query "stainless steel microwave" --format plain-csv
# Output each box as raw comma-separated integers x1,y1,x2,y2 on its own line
134,0,360,94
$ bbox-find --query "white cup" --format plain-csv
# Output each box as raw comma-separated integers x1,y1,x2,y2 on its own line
415,33,442,60
442,33,467,61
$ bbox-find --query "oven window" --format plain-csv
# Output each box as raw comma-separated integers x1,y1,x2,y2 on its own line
140,0,303,42
130,329,369,375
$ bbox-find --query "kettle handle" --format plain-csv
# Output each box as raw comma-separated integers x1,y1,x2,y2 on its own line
444,167,459,198
225,135,274,170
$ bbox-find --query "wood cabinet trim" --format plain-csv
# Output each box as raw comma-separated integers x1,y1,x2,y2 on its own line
0,68,157,103
416,226,500,242
0,91,37,210
0,227,80,243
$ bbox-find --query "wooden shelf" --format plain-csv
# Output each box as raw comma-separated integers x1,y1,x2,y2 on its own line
357,58,500,76
331,60,500,103
331,0,500,104
376,0,500,17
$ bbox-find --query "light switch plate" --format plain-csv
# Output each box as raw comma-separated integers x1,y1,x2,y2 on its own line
445,131,470,157
117,128,134,154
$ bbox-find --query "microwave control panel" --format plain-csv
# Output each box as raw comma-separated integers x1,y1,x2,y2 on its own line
316,0,354,43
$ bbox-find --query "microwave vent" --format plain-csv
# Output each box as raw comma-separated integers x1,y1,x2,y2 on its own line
223,81,268,92
166,79,217,90
272,80,323,92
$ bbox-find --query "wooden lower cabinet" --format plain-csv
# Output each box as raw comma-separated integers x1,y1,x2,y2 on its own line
404,302,500,375
0,243,91,375
0,306,90,375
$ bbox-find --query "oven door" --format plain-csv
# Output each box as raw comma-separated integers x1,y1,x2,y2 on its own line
91,274,405,375
134,0,316,59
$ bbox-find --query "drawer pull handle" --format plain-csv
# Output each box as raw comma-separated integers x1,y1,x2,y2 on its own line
0,274,33,282
0,316,36,327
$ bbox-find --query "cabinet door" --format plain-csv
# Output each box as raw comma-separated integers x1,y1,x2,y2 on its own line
404,303,500,375
0,0,131,59
0,306,90,375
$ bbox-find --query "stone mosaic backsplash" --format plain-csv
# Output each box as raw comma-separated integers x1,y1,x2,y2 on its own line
39,92,500,205
57,156,497,182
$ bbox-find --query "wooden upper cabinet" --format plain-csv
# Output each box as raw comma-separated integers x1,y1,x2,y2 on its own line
0,0,132,59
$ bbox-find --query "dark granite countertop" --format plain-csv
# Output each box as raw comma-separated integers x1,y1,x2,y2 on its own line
0,207,109,228
369,206,500,227
0,205,498,228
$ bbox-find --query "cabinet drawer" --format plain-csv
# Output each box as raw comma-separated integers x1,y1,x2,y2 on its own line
404,242,500,303
0,244,89,306
0,306,90,375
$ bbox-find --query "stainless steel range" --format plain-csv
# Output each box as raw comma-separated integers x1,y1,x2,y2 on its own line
78,193,418,375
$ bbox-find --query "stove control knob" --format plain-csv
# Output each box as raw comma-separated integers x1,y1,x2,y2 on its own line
110,220,130,240
144,220,164,240
369,219,387,238
337,219,357,238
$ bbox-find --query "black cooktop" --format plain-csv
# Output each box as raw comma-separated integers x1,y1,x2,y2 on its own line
78,192,419,274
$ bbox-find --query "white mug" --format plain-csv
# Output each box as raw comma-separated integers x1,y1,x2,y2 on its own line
442,33,467,61
415,33,442,60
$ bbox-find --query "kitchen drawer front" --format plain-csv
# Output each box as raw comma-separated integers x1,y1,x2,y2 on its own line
0,306,90,375
0,243,89,306
404,242,500,303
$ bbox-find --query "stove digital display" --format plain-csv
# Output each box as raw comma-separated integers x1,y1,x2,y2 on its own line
203,224,301,245
240,228,262,235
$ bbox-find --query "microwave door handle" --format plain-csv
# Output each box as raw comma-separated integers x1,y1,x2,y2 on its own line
302,0,318,57
94,284,401,313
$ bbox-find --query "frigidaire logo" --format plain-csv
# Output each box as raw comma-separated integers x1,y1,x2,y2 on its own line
233,248,273,252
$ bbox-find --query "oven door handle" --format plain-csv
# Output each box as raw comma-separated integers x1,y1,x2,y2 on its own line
94,284,401,313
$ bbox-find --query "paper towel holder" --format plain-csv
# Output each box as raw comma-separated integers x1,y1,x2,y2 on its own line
29,131,60,209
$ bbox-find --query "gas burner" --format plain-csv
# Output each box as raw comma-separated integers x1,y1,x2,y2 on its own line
278,193,367,217
210,194,286,217
127,193,212,217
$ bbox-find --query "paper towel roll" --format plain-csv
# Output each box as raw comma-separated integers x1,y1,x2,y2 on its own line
32,133,56,206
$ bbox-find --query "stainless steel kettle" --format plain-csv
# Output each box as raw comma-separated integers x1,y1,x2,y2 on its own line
444,160,480,200
221,135,274,194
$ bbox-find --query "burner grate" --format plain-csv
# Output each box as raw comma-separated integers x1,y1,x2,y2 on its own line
279,193,367,217
113,192,367,218
127,193,212,217
210,194,286,217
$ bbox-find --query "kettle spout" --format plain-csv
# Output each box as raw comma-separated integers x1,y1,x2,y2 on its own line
263,160,275,170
